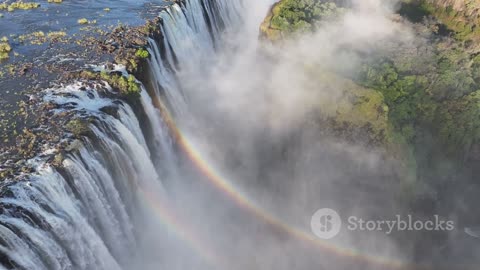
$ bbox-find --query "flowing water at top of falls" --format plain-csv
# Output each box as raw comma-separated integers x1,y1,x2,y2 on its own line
0,1,245,269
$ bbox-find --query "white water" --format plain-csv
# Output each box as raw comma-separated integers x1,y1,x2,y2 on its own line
0,0,244,269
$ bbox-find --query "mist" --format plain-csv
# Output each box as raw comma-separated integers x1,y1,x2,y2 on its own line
131,0,477,269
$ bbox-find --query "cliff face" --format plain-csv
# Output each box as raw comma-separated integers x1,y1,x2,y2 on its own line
259,1,283,41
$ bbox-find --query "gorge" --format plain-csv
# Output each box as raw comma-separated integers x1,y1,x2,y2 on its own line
0,0,480,269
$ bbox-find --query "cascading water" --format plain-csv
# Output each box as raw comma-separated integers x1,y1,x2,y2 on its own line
0,0,244,269
4,0,480,268
0,81,171,269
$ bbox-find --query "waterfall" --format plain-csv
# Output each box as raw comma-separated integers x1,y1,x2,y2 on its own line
0,83,167,269
0,0,243,269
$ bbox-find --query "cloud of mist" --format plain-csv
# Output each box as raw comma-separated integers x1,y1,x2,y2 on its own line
193,0,413,133
136,1,456,269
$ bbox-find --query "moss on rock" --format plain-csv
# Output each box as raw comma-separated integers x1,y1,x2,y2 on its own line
135,48,149,59
0,1,40,12
65,118,91,137
77,70,141,101
0,41,11,60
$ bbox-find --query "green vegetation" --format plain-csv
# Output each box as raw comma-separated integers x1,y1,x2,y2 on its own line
357,22,480,162
262,0,480,201
435,91,480,157
99,70,141,100
77,18,96,25
271,0,343,32
135,48,149,59
261,0,345,40
0,40,11,60
78,70,141,101
307,72,392,145
17,30,68,45
77,18,88,24
0,1,40,12
65,118,90,137
399,0,480,41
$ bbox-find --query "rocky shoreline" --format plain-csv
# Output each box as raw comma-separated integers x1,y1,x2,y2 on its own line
0,1,186,181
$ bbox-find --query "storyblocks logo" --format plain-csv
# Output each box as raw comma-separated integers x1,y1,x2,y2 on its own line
311,208,454,239
311,208,342,239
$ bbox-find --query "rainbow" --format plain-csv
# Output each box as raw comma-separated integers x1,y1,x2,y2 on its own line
138,187,226,268
145,94,423,270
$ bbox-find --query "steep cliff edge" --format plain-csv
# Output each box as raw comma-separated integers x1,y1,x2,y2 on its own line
259,0,480,232
263,0,480,43
259,0,406,154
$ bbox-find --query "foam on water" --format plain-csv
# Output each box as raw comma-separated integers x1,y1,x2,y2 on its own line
0,0,244,269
